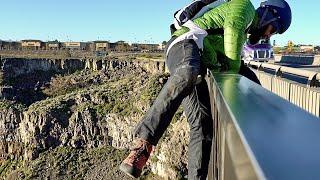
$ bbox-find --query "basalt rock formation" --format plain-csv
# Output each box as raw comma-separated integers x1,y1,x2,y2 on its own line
0,56,189,179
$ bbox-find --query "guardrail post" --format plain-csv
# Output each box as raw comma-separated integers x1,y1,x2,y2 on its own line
257,63,263,71
275,67,282,77
307,73,318,87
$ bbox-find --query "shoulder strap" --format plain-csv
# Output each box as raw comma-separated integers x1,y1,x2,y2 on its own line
174,0,223,29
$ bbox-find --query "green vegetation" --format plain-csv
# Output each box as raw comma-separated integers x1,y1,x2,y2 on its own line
0,71,4,86
42,70,101,97
2,146,162,180
0,100,26,111
0,159,13,176
140,73,168,103
39,69,167,118
0,50,80,59
136,53,164,59
2,146,130,180
172,107,184,124
0,159,28,179
93,74,164,117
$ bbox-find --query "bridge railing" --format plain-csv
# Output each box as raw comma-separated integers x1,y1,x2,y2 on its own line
243,60,320,117
244,60,320,87
206,72,320,180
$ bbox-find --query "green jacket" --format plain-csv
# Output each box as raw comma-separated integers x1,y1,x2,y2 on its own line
173,0,257,73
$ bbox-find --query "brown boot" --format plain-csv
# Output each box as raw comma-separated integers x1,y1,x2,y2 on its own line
119,139,153,178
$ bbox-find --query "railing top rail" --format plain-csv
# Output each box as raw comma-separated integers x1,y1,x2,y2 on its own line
208,72,320,179
245,60,320,80
275,54,316,57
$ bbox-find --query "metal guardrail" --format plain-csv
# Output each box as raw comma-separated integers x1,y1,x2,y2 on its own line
243,60,320,117
244,60,320,87
206,72,320,180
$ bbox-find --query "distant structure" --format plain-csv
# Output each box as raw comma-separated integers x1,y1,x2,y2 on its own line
287,40,294,53
131,43,159,52
0,41,21,50
116,41,130,52
21,40,44,50
46,40,62,50
64,42,88,51
0,39,165,52
93,41,109,51
299,45,314,53
158,43,166,51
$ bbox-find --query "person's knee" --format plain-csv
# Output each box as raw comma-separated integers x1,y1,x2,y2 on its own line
178,66,200,88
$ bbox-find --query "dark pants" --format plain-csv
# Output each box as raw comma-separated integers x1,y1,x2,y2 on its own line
239,60,261,85
134,39,213,180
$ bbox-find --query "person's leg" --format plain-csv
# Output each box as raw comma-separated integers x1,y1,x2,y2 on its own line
134,39,201,145
182,78,213,180
120,39,201,178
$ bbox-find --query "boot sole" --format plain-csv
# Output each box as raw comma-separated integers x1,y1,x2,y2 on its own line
119,162,142,178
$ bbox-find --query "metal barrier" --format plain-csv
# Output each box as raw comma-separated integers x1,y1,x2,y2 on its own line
206,72,320,180
243,60,320,117
244,60,320,87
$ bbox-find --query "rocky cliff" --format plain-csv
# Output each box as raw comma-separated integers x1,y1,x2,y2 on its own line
0,57,166,105
0,56,189,179
0,57,166,78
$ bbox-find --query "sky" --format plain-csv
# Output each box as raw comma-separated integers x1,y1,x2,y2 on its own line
0,0,318,46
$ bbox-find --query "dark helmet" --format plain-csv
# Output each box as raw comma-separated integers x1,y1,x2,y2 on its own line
256,0,292,34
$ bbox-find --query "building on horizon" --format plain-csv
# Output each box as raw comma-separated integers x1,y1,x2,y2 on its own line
299,45,314,53
0,39,168,52
21,40,44,50
131,43,160,52
157,43,165,51
7,41,21,50
63,42,88,51
46,40,62,50
0,41,5,50
109,41,130,52
93,41,110,51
